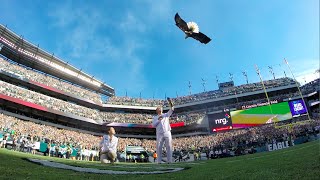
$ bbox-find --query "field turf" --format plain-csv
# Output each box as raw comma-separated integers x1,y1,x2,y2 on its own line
0,140,319,180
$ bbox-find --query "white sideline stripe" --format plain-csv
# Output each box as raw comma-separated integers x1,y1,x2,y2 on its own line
27,159,184,175
99,161,204,168
108,165,167,169
226,143,318,163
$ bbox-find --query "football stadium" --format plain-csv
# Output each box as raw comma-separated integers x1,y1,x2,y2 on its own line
0,1,319,180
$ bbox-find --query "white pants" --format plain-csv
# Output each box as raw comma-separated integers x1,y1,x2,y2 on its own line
156,131,172,163
100,151,117,164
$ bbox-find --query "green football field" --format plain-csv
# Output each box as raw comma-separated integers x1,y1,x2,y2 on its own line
0,140,319,180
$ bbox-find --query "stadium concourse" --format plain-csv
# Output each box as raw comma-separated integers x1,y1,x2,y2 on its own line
0,24,320,164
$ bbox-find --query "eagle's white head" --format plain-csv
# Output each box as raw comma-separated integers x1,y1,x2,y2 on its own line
187,22,199,33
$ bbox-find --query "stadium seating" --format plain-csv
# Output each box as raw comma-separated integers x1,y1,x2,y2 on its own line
1,113,319,160
0,80,206,124
104,77,297,106
0,57,102,104
300,78,320,93
0,80,101,120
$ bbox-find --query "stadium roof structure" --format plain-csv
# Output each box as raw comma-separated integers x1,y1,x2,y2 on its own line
0,24,115,97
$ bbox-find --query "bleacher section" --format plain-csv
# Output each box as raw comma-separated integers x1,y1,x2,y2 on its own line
0,57,102,104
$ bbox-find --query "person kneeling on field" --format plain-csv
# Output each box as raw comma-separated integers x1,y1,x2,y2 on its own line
99,127,118,164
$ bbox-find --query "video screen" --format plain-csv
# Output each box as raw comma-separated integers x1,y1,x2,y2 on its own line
231,102,292,129
288,99,308,117
208,111,233,133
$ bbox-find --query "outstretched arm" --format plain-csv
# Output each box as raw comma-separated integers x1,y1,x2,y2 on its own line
166,98,174,117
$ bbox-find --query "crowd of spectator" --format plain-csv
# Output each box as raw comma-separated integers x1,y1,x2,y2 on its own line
106,96,163,107
0,57,318,127
1,113,319,161
0,80,101,121
0,80,205,124
174,119,316,153
0,57,102,103
170,111,206,125
100,112,153,124
1,57,315,111
0,113,99,151
105,78,296,107
1,78,318,126
2,77,319,127
311,108,320,118
100,110,206,125
300,78,320,94
171,78,296,105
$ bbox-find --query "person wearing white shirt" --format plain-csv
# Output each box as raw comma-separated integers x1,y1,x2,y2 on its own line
99,127,118,164
152,98,174,164
209,149,214,159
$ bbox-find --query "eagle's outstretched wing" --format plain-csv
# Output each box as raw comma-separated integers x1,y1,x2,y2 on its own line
174,13,189,32
190,32,211,44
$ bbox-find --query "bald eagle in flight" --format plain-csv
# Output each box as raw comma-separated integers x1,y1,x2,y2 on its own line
174,13,211,44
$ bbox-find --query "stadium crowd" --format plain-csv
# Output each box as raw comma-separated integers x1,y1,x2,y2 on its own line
300,78,320,94
171,78,296,105
0,113,99,154
0,80,101,120
1,57,316,110
106,96,163,107
0,80,205,124
172,119,318,154
100,111,205,125
1,113,319,161
1,77,318,126
0,57,318,127
0,57,102,103
105,78,296,107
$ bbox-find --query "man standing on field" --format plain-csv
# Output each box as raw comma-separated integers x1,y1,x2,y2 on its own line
152,98,174,164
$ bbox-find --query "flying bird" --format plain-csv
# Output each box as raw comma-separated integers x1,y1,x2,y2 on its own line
174,13,211,44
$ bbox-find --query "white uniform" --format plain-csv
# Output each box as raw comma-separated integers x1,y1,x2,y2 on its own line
99,135,118,163
99,135,118,154
152,108,174,163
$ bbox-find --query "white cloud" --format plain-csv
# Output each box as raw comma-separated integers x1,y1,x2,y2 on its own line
119,12,146,33
285,59,319,85
47,3,153,95
146,0,172,21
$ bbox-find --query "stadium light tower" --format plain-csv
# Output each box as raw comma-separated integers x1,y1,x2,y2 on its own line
278,64,287,78
284,58,311,121
255,64,274,116
303,77,307,84
268,66,276,79
215,75,219,85
229,73,233,81
188,81,192,95
201,78,206,92
242,71,249,84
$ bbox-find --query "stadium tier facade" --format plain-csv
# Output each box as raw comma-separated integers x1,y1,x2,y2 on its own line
0,24,319,140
